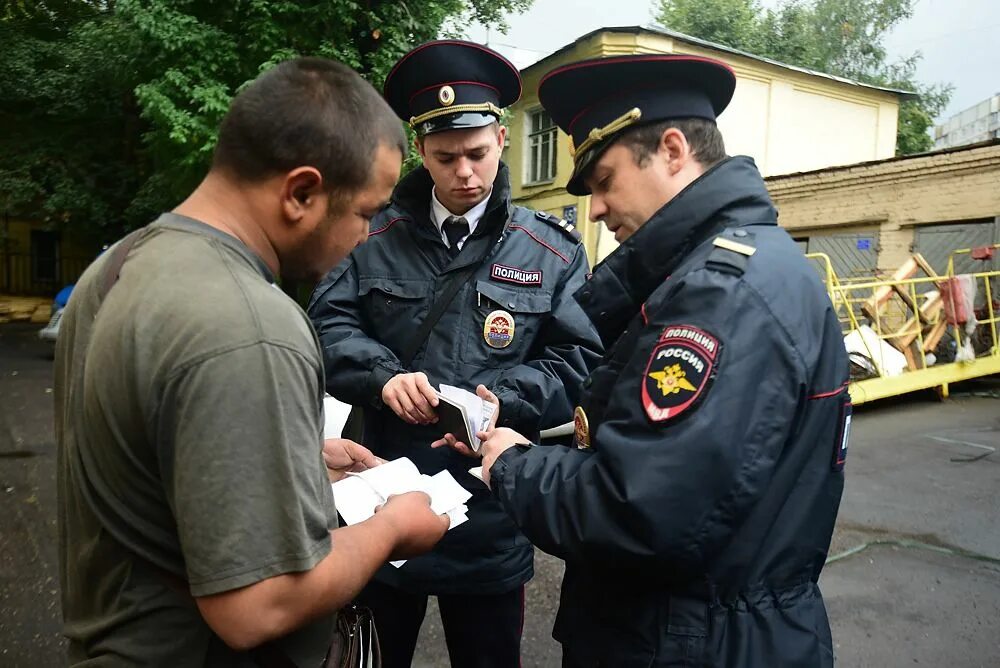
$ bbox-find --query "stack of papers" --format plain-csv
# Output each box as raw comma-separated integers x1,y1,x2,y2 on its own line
331,458,472,567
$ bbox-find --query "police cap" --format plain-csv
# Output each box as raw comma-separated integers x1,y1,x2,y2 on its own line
384,40,521,136
538,55,736,195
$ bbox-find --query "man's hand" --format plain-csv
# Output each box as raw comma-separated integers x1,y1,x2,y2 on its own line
376,491,451,559
476,427,529,487
430,385,500,454
381,372,439,425
323,438,384,482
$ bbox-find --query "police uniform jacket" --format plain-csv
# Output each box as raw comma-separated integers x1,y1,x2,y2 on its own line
489,156,849,666
308,163,603,595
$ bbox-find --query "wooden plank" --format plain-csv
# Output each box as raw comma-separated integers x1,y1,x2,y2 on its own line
922,320,949,353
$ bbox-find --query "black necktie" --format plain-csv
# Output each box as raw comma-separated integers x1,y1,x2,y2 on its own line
443,215,470,257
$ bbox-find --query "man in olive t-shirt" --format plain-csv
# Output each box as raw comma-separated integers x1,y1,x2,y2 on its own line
55,58,450,666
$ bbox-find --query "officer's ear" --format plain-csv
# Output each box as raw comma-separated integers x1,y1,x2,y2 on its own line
659,127,692,177
415,135,426,160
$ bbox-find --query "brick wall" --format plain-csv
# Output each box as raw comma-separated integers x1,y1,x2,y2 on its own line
766,140,1000,274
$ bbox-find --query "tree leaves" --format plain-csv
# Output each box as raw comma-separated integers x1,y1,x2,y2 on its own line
0,0,531,241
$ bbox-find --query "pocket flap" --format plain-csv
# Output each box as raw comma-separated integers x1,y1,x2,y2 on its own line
476,280,552,313
358,277,429,300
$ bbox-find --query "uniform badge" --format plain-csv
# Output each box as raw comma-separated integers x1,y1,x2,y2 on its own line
573,406,591,450
642,325,720,423
438,85,456,106
483,310,515,348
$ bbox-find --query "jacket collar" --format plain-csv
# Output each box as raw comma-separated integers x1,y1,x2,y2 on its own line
391,162,513,238
576,156,777,344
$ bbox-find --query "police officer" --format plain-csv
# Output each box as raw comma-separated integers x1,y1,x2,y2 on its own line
308,40,603,668
457,55,851,667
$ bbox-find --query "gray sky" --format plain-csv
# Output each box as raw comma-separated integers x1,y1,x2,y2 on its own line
466,0,998,123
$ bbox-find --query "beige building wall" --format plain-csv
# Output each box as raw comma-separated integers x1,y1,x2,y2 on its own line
766,141,1000,274
506,27,904,265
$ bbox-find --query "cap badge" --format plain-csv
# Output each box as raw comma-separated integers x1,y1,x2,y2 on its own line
438,85,456,107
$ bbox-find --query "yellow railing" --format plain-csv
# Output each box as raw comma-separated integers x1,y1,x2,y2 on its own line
806,252,1000,385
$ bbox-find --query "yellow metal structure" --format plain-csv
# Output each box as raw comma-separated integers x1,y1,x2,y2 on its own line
807,249,1000,405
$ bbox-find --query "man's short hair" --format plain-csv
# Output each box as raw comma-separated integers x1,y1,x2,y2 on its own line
618,118,727,169
212,57,406,194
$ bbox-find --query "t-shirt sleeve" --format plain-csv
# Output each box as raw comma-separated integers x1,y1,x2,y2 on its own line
156,340,335,596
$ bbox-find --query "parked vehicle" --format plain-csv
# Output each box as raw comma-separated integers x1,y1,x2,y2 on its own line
38,284,74,345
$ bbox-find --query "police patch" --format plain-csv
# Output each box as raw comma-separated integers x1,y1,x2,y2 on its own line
642,325,720,423
490,263,543,286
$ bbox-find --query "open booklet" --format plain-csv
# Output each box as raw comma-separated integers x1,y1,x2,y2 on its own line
435,384,497,453
330,457,472,567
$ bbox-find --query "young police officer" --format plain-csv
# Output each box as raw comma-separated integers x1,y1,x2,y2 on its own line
308,41,603,667
457,55,850,667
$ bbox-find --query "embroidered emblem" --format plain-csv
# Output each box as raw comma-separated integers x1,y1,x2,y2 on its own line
438,85,456,107
573,406,591,450
483,310,515,349
642,325,720,423
490,263,543,286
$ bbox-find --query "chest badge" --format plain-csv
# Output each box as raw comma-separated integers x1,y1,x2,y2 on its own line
642,325,721,423
573,406,591,450
483,310,515,349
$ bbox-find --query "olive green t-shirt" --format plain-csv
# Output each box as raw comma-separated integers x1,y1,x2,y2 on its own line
55,214,337,666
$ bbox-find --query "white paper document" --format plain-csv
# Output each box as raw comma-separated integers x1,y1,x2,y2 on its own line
322,395,353,440
437,384,497,451
330,458,472,567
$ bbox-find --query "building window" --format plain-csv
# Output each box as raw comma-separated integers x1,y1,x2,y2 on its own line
526,108,557,183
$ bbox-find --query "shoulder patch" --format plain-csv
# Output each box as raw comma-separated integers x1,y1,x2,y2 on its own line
534,210,582,243
642,325,721,423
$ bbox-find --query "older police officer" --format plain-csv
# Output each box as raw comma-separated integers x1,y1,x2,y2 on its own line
458,55,850,667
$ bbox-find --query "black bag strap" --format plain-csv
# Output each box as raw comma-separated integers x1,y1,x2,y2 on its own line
98,227,148,301
397,223,505,368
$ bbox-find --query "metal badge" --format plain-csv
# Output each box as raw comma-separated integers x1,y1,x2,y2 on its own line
438,85,456,107
483,309,515,349
574,406,591,450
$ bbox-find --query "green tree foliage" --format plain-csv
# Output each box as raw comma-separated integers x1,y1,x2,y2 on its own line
655,0,953,155
0,0,531,241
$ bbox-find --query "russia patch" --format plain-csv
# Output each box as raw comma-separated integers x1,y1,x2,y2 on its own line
490,263,543,286
642,325,720,423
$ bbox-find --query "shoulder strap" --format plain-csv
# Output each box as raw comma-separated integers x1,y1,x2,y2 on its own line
98,227,148,301
397,224,504,368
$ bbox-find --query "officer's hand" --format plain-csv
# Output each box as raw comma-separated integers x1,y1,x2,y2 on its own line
429,384,500,454
376,491,450,559
323,438,385,482
477,427,529,487
381,372,439,425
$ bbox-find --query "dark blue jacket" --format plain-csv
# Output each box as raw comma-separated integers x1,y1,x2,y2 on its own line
490,157,849,666
308,163,603,594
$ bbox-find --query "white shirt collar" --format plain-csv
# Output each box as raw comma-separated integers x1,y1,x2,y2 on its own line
430,186,491,246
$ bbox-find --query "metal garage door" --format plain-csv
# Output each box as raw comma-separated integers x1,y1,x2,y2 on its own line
808,232,878,280
913,219,999,276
